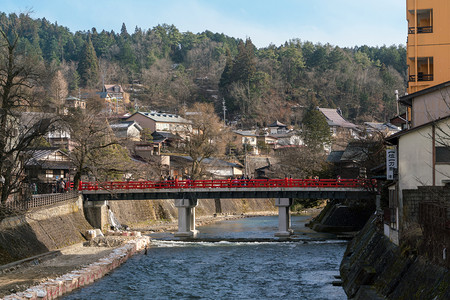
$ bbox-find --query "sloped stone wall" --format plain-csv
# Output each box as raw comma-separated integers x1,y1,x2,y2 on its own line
0,195,92,265
340,214,450,299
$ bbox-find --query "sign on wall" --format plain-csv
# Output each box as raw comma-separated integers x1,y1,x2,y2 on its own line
386,148,397,180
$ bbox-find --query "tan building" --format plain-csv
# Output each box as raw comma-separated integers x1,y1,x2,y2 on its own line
407,0,450,94
125,112,191,136
232,130,259,155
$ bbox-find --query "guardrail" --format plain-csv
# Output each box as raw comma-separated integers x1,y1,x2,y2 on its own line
3,191,79,211
78,178,377,191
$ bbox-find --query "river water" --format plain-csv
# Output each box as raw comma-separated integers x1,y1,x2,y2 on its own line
64,216,347,299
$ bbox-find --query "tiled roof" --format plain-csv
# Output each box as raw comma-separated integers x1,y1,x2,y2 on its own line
110,121,143,131
137,112,190,124
103,84,124,93
233,130,258,136
268,120,287,127
318,108,357,128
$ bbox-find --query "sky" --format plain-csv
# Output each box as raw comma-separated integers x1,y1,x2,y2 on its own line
2,0,407,48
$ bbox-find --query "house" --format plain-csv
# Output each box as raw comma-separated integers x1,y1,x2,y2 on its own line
169,155,243,179
317,107,358,138
363,122,400,137
110,121,142,141
64,96,86,111
203,158,243,179
99,84,127,101
25,148,73,193
385,81,450,245
46,123,74,151
125,112,191,137
99,84,129,114
134,142,162,159
268,120,288,134
232,130,259,155
151,131,183,151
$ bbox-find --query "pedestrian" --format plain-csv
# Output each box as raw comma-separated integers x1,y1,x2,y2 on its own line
144,245,148,255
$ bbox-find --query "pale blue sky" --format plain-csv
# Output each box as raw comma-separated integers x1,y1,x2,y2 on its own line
2,0,406,48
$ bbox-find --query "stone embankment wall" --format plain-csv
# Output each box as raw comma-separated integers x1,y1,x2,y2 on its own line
307,200,374,233
0,195,92,265
340,214,450,299
0,196,276,265
108,198,276,227
3,236,150,300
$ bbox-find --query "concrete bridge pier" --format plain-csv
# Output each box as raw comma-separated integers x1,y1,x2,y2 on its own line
275,198,293,237
174,198,199,238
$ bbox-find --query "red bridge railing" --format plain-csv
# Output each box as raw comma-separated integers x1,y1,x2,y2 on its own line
78,178,376,191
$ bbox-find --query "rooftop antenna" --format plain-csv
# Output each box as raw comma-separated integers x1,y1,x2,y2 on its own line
395,90,399,115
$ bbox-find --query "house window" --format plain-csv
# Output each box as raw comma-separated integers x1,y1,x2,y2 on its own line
46,170,53,179
436,146,450,163
408,9,433,34
408,57,434,82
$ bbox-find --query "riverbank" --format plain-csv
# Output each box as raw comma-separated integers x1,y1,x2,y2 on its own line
340,213,450,299
0,211,281,299
0,208,323,299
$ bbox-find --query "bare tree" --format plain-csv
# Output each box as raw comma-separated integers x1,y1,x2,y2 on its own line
49,69,68,113
275,147,329,178
183,102,231,179
62,99,130,185
0,28,57,204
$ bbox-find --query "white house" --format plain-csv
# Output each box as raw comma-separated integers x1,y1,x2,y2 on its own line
110,121,143,141
385,81,450,245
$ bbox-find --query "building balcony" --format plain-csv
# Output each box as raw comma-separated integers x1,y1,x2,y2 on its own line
409,74,434,82
408,26,433,34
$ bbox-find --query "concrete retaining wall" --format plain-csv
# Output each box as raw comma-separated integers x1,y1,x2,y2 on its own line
107,198,277,227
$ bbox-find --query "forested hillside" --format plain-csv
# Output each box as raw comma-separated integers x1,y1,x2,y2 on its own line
1,12,407,126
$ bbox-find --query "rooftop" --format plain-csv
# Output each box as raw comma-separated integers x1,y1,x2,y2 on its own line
136,112,190,124
318,108,357,128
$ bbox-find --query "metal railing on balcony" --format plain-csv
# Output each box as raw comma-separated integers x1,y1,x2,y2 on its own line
409,74,434,82
408,26,433,34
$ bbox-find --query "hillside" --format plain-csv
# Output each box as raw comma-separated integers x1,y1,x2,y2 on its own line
1,12,406,126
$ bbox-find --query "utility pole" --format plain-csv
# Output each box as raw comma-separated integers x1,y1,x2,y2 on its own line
222,98,227,126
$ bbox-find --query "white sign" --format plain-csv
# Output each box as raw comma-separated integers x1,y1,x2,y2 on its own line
386,149,397,180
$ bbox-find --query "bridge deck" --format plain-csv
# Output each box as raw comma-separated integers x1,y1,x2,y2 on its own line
82,186,375,201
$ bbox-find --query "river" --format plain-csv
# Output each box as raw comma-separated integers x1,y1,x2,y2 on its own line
64,215,347,299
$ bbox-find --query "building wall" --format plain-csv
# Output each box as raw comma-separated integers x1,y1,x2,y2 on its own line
407,0,450,93
412,86,450,127
398,125,434,193
127,114,156,132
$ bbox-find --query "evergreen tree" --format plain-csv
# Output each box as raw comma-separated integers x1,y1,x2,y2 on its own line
302,107,331,150
230,39,256,84
77,36,99,88
219,48,233,89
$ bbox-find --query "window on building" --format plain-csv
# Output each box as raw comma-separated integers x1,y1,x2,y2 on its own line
408,9,433,34
46,170,53,179
436,146,450,163
408,57,434,82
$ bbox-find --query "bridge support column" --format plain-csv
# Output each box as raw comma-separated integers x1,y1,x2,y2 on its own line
275,198,293,237
174,199,198,238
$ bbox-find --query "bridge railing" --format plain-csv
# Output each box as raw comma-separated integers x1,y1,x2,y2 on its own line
77,178,377,191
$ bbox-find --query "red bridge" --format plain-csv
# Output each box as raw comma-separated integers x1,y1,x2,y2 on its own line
79,178,377,238
78,178,376,191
